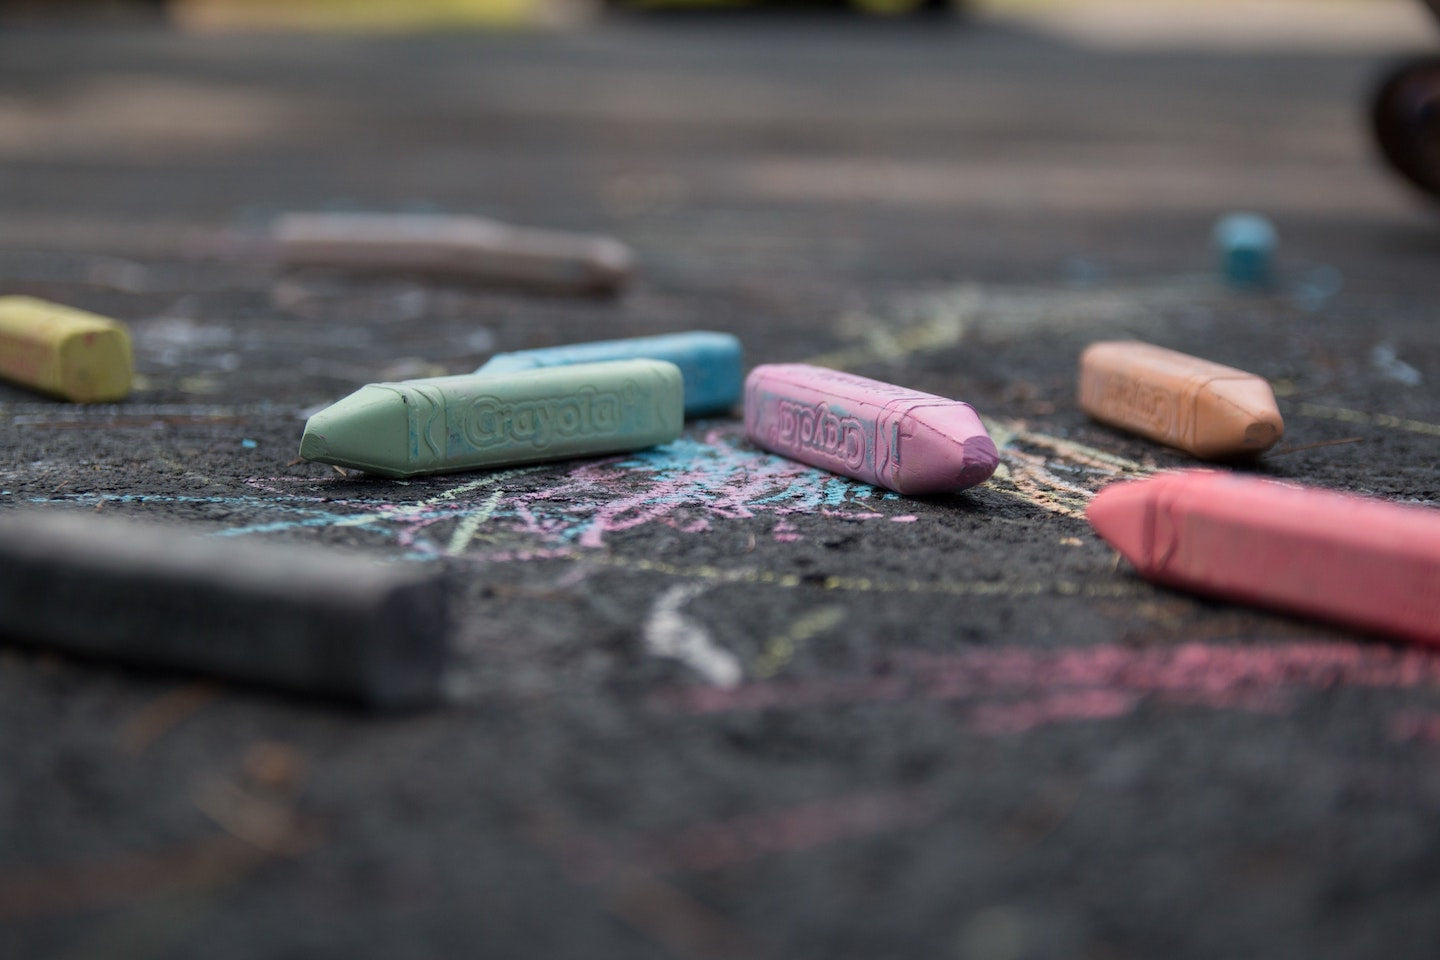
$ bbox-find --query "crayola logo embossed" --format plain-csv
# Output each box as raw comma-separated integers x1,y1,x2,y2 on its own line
744,364,998,496
465,383,634,450
1077,341,1283,460
774,399,867,472
1097,372,1176,435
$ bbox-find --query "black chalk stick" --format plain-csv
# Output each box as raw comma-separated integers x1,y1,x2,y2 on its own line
0,510,448,710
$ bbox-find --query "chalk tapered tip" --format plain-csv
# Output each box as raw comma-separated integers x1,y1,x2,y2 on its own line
957,432,1001,489
298,424,328,463
1086,478,1160,568
592,237,634,277
299,385,412,477
904,403,999,493
1194,377,1284,458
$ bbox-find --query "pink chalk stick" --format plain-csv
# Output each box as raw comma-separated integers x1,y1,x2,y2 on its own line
743,364,998,495
1087,469,1440,646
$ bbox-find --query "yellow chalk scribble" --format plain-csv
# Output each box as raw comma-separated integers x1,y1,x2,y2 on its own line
804,293,973,371
803,278,1220,375
801,282,1172,519
1295,402,1440,438
982,416,1151,519
446,488,504,556
753,606,846,679
331,466,543,530
579,553,1143,600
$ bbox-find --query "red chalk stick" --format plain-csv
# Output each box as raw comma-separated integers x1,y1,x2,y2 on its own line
1087,470,1440,646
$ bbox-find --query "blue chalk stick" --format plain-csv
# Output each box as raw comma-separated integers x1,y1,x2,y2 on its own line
1213,213,1277,289
476,331,743,418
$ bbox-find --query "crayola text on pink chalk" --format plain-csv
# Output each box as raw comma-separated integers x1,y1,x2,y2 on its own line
774,398,868,472
744,364,998,496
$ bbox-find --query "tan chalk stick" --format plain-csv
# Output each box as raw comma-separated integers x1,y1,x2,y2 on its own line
272,212,633,294
0,296,133,403
1078,341,1283,459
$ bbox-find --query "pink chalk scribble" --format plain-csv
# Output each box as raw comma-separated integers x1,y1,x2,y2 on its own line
772,521,801,543
968,689,1139,734
657,640,1440,735
633,787,941,875
1389,711,1440,744
493,428,895,550
537,787,941,883
184,427,900,554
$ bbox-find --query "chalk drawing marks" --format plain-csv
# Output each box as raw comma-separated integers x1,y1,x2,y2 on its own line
804,277,1222,372
805,281,1440,498
532,786,941,888
18,430,897,555
20,419,1127,562
984,419,1146,519
643,584,742,688
660,640,1440,743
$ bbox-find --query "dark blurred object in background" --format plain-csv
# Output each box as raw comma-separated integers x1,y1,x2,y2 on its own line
0,0,170,22
1373,57,1440,202
1371,2,1440,201
0,0,963,27
603,0,958,15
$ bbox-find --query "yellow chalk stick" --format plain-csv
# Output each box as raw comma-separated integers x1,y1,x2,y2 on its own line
0,296,133,402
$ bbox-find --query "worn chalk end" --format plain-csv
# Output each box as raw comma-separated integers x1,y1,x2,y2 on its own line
1194,377,1284,459
0,296,133,403
300,385,413,478
59,326,133,403
298,420,331,463
960,433,1002,489
893,403,1000,495
1086,478,1160,570
588,237,635,289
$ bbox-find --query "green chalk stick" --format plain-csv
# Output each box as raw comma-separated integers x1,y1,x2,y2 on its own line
300,359,684,478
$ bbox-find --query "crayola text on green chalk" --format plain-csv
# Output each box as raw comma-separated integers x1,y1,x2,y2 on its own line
299,359,684,478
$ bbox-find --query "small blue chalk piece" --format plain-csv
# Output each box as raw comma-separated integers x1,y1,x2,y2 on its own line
241,438,258,449
1213,213,1277,289
476,331,743,418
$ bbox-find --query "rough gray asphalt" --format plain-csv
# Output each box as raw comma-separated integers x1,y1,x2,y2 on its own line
4,12,1440,959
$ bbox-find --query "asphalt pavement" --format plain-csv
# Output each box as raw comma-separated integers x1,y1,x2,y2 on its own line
4,9,1440,959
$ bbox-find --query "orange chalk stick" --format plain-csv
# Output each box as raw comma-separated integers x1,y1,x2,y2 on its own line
0,296,132,402
1088,470,1440,646
1078,341,1283,459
